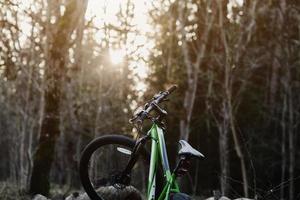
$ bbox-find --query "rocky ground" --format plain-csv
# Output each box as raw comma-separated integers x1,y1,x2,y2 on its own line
32,193,253,200
0,182,253,200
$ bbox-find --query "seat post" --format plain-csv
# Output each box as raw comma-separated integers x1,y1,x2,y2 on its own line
173,155,192,177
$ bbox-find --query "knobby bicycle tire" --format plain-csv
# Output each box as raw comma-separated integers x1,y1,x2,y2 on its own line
79,135,163,200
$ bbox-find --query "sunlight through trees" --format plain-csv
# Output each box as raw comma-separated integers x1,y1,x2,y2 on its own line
0,0,299,199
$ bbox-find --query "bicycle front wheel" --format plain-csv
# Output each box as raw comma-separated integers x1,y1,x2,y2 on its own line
79,135,162,200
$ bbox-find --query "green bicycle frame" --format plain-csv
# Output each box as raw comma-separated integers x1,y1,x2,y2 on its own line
147,124,180,200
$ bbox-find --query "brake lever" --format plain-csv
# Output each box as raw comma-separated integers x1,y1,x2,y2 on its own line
152,103,168,116
129,116,137,124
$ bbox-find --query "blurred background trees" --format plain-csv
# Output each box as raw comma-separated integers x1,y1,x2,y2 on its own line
0,0,299,199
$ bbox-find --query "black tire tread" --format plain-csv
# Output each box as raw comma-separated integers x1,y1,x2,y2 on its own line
80,135,137,200
79,135,163,200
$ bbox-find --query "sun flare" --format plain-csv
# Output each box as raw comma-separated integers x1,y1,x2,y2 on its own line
109,49,125,65
85,0,153,91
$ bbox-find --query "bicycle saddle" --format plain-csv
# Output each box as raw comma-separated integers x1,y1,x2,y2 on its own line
178,140,204,159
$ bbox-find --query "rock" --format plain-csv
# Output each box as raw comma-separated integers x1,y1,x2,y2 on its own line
204,197,254,200
96,186,142,200
65,192,89,200
204,197,231,200
65,192,81,200
52,193,65,200
33,194,49,200
219,197,231,200
64,186,142,200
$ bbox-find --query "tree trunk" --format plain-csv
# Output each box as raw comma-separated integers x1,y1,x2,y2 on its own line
217,0,249,196
218,104,230,196
20,64,33,188
178,0,214,141
29,0,88,195
287,68,294,200
280,93,287,200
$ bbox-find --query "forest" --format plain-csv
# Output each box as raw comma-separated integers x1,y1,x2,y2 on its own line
0,0,299,199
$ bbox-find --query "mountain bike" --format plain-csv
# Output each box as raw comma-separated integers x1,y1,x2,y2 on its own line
79,86,204,200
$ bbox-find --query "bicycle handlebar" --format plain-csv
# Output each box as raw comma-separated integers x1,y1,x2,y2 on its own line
167,85,177,94
130,85,177,124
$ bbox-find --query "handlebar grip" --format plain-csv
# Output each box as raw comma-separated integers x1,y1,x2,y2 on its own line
167,85,177,94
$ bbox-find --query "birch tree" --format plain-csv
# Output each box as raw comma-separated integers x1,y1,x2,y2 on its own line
177,0,215,142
